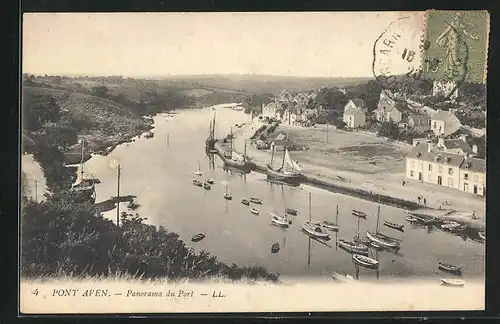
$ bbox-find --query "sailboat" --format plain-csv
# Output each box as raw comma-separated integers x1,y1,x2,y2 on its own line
302,193,330,239
266,133,302,186
69,140,96,202
205,111,217,153
338,209,368,255
366,205,400,249
193,160,202,176
220,128,252,173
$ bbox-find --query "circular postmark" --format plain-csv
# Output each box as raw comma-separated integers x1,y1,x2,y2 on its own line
372,14,467,103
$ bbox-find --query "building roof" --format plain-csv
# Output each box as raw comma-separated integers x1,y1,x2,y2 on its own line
351,98,366,108
409,113,430,123
432,110,456,122
442,139,473,153
461,157,486,173
407,143,464,167
345,100,365,116
274,133,286,142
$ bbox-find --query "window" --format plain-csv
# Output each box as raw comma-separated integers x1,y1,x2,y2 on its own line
428,174,432,181
433,121,436,129
438,165,443,173
448,168,453,175
464,173,469,180
410,171,414,177
428,164,432,171
473,175,478,182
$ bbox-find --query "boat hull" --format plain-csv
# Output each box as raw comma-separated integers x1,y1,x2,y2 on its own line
338,240,369,255
366,231,399,248
266,168,302,186
302,225,330,239
352,254,379,269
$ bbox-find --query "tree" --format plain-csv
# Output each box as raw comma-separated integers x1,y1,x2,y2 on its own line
377,121,399,139
23,93,61,131
91,85,109,98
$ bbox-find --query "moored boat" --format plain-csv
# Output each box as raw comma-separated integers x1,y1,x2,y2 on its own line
270,213,289,227
478,231,485,240
352,254,379,269
266,134,303,186
203,183,211,190
352,210,367,219
224,193,232,200
441,221,461,230
192,179,203,187
191,232,206,242
302,222,330,239
332,271,355,282
285,208,298,215
405,215,418,223
206,178,215,184
250,208,259,215
322,221,339,232
193,160,202,176
440,278,465,287
438,261,462,275
241,198,250,206
366,231,400,248
271,242,280,253
250,197,263,204
383,220,404,232
338,239,369,255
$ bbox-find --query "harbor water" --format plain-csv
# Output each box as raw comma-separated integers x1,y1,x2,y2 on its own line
85,105,485,281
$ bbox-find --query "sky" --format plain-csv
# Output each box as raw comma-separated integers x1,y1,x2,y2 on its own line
22,12,424,78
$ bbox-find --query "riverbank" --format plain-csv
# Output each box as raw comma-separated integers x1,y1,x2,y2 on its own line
230,119,485,230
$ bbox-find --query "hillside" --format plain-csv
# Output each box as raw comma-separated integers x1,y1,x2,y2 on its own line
22,86,152,154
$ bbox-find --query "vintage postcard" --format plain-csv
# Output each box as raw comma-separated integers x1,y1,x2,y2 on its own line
20,11,488,314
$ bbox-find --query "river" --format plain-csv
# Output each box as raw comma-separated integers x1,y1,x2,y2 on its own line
85,104,484,282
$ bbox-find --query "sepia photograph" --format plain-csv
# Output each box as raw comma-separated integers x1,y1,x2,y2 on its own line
20,11,488,313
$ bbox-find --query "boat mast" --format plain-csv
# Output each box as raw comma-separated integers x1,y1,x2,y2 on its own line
80,140,85,178
376,205,381,234
229,127,233,153
270,142,275,166
308,192,312,222
198,160,201,172
280,134,287,170
336,205,339,225
244,140,247,160
357,211,360,241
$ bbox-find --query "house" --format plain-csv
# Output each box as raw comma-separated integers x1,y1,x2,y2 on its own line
407,113,431,134
294,92,310,108
459,157,486,196
405,142,463,190
308,91,318,101
436,138,476,156
405,142,486,196
278,89,294,102
433,80,458,100
262,102,278,118
375,90,403,123
430,110,461,136
343,99,366,128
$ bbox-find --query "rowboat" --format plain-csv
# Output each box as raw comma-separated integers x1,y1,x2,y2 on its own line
191,233,206,242
383,221,404,232
438,261,462,275
241,199,250,206
440,278,465,287
206,178,215,184
250,208,259,215
250,197,263,204
192,179,203,187
366,231,400,248
322,221,339,232
338,239,369,255
203,183,211,190
352,210,367,219
478,231,485,240
405,215,418,223
270,213,289,227
285,208,298,216
332,271,355,282
369,241,384,250
271,242,280,253
224,193,232,200
192,170,202,176
302,222,330,239
448,224,467,233
441,221,461,230
352,254,379,269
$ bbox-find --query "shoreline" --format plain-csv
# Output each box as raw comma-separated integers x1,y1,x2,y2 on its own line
226,118,485,231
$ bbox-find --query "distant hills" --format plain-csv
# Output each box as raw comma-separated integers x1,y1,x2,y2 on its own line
156,74,374,95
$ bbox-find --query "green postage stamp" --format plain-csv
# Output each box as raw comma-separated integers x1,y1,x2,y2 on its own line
422,10,490,84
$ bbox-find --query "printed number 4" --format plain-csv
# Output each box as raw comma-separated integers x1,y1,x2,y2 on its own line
32,289,38,296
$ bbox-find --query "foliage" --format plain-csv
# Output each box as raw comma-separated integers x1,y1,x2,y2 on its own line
345,80,382,112
22,93,61,131
467,136,486,159
38,124,78,149
21,195,279,281
377,121,400,139
91,85,109,98
335,119,346,130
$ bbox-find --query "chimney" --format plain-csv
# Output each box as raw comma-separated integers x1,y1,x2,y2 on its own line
472,144,478,155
